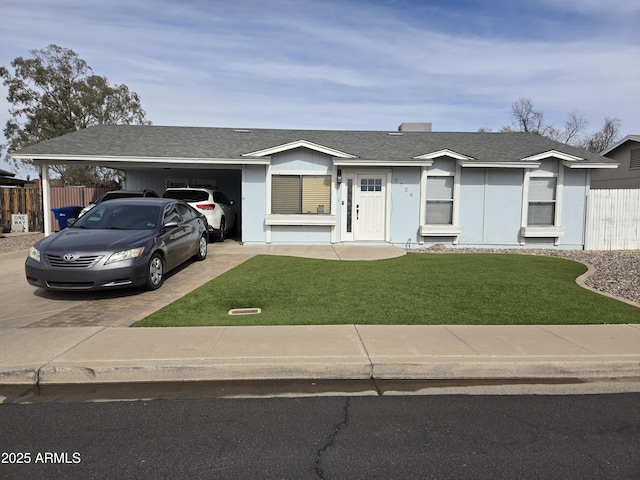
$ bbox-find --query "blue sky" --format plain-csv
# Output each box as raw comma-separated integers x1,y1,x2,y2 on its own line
1,0,639,175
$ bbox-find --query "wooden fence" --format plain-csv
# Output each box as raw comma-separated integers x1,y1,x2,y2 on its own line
0,187,42,233
0,186,111,233
586,189,640,250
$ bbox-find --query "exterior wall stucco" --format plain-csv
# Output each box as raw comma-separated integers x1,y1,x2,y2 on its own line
124,149,591,249
457,168,524,247
242,165,267,243
271,148,333,173
389,167,421,247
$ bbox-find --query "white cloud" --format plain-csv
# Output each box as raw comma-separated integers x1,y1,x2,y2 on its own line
538,0,640,14
1,0,639,145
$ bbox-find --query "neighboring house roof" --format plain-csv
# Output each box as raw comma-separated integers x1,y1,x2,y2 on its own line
600,135,640,156
11,124,618,168
0,167,33,186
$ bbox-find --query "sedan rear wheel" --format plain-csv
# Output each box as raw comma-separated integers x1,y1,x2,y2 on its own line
145,253,165,290
195,234,208,261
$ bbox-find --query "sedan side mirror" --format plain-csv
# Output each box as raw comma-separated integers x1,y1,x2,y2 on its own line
162,221,180,231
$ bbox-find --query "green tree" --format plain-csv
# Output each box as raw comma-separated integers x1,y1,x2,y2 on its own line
0,44,151,185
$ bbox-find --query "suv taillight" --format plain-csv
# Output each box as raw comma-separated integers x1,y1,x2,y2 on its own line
196,203,215,210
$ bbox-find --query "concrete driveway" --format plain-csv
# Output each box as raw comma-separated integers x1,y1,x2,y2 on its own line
0,242,405,328
1,251,87,327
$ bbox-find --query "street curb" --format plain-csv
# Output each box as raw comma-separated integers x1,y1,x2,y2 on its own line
370,358,640,380
36,361,374,385
1,356,637,386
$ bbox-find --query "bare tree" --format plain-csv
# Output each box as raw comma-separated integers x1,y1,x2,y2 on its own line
581,117,621,153
505,98,546,134
493,98,620,153
561,110,589,144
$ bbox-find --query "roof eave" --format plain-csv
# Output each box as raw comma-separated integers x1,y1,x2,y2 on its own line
600,135,640,156
333,158,434,167
414,149,474,161
458,161,541,168
521,150,585,162
561,161,619,169
243,139,356,159
11,154,271,166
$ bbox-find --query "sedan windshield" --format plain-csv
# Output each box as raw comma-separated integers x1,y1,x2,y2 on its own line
71,204,161,230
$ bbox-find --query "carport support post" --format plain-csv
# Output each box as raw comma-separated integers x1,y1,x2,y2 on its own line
41,164,52,236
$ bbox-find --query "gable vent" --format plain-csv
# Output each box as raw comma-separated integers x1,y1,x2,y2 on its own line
631,148,640,170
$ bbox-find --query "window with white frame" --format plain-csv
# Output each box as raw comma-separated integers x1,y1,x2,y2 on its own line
271,175,331,214
527,176,557,226
425,175,454,224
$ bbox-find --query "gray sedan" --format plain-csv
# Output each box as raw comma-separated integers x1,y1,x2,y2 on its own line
25,198,209,291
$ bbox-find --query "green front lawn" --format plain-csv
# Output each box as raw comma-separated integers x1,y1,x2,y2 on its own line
133,253,639,327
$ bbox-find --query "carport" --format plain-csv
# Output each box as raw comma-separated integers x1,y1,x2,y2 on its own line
10,126,270,237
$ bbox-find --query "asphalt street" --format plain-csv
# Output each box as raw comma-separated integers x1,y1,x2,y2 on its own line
1,394,639,479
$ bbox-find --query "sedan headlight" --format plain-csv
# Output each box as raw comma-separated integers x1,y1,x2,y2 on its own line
29,246,41,262
105,247,145,265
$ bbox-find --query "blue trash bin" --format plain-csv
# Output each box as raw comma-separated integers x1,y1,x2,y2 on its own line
52,206,83,230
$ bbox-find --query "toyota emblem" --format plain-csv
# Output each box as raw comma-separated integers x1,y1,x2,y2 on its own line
63,253,77,262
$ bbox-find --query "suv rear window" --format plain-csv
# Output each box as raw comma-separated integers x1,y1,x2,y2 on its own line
163,190,210,202
104,192,145,200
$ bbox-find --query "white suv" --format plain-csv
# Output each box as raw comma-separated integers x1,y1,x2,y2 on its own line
162,187,236,241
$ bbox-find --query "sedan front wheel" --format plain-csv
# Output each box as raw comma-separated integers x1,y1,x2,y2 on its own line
145,253,165,290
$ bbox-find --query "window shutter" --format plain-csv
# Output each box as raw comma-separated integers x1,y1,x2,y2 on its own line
272,176,300,214
302,176,331,214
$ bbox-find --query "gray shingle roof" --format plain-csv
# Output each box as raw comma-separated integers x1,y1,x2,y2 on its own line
12,124,615,164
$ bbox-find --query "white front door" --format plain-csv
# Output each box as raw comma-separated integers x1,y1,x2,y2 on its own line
342,172,388,241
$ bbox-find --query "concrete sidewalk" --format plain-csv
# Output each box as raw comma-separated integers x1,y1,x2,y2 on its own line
1,242,639,390
1,324,640,386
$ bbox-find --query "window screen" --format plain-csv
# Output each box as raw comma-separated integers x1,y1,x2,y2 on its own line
528,177,556,225
426,176,454,224
302,176,331,214
271,176,300,214
271,175,331,214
